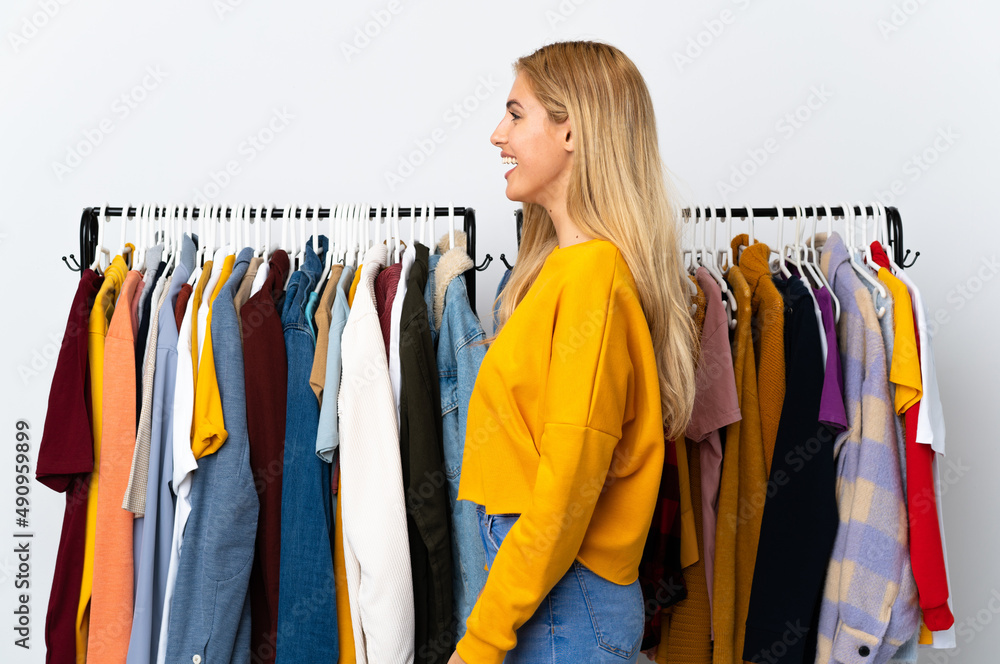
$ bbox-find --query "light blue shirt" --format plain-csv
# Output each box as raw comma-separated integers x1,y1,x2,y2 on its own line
315,263,355,462
127,236,193,664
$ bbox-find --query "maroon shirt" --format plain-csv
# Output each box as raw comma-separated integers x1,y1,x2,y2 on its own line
36,269,103,664
174,283,193,333
240,251,290,664
374,261,401,360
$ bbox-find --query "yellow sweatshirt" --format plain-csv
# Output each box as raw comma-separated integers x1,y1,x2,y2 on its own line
456,238,664,663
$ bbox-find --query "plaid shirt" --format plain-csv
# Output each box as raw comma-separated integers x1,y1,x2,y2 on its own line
815,233,919,664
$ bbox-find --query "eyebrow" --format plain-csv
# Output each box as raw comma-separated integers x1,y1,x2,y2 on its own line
506,100,523,109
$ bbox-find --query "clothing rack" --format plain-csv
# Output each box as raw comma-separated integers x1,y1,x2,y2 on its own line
67,204,492,316
512,204,917,268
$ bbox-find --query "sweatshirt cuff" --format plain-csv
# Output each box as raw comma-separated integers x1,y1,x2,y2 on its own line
921,603,955,632
455,630,507,664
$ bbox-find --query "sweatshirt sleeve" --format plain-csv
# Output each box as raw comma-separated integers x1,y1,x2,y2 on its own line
455,259,637,664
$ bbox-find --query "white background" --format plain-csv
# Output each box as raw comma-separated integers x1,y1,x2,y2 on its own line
2,1,998,663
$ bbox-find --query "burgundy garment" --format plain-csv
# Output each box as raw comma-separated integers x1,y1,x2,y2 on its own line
639,435,688,650
174,283,193,333
374,261,401,360
35,269,103,664
240,250,290,664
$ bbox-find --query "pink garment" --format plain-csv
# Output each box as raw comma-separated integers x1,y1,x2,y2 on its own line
690,267,741,633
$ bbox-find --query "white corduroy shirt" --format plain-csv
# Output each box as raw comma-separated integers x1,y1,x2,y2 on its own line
338,242,415,663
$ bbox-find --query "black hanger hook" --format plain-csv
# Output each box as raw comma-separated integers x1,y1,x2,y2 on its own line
499,253,514,270
62,253,82,272
900,249,920,268
474,253,493,271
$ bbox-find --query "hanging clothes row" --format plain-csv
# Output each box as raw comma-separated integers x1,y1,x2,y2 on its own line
36,203,492,664
612,201,951,664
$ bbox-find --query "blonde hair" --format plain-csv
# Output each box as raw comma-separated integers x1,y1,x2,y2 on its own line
484,40,696,441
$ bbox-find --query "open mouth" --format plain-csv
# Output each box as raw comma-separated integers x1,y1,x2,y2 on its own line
503,155,518,178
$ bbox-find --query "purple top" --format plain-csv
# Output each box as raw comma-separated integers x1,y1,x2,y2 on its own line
814,286,848,432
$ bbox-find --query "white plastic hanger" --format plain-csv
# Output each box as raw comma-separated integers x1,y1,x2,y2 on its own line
447,203,457,252
428,202,436,249
421,203,431,249
232,204,242,253
92,203,111,273
843,201,887,318
858,199,878,272
808,203,841,323
310,203,320,261
408,202,418,249
775,204,792,278
253,205,263,260
163,203,177,272
791,205,820,289
232,204,241,252
718,204,735,271
284,205,299,290
280,204,291,260
195,204,206,268
244,204,253,252
133,204,148,274
682,207,694,273
381,202,392,263
117,202,131,268
708,206,738,323
347,203,359,269
391,203,402,264
314,203,338,294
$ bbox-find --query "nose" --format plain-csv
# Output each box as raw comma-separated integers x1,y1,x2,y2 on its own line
490,116,507,148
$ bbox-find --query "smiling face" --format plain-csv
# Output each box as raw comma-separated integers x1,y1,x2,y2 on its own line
490,74,574,208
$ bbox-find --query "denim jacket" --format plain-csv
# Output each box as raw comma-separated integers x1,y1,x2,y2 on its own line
424,234,489,642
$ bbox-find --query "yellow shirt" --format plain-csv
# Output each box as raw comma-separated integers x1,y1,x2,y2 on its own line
77,254,128,661
878,267,922,414
189,260,214,390
455,239,664,663
334,475,355,662
192,254,234,458
347,262,363,307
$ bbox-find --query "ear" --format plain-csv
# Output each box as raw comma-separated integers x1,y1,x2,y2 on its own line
563,121,574,153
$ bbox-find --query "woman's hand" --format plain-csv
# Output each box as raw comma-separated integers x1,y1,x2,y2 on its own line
447,650,468,664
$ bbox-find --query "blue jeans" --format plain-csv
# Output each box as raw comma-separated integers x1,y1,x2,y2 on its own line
475,504,645,663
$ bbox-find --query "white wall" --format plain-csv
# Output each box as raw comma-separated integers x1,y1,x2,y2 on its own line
2,1,996,662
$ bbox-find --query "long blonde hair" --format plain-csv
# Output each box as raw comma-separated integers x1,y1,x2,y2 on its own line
485,40,696,441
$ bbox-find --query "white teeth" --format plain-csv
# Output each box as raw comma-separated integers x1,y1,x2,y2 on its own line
503,156,518,165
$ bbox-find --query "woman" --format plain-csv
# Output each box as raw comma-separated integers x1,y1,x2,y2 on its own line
449,41,696,664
